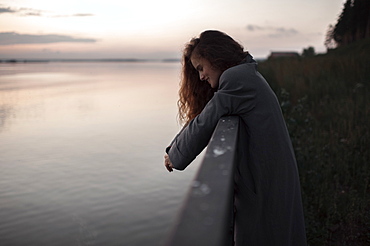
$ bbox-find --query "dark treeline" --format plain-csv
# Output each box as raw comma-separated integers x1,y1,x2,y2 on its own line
325,0,370,48
257,3,370,244
259,37,370,246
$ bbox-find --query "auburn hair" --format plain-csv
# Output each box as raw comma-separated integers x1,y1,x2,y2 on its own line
178,30,248,125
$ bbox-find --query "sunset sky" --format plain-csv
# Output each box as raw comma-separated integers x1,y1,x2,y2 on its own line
0,0,345,60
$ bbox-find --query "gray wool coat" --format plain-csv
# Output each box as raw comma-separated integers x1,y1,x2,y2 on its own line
166,55,307,245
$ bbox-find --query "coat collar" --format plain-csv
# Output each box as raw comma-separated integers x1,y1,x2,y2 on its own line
240,53,256,64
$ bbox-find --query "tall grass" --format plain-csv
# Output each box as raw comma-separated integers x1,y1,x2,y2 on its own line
259,38,370,246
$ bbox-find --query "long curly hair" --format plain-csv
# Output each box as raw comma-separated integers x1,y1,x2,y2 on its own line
178,30,249,125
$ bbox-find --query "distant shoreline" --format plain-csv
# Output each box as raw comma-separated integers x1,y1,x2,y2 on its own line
0,57,267,64
0,58,182,63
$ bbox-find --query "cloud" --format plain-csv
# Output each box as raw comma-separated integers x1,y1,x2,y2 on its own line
246,24,264,31
72,13,94,17
0,5,44,16
52,13,94,18
0,5,93,17
0,32,97,45
0,7,15,14
246,24,299,38
19,8,43,16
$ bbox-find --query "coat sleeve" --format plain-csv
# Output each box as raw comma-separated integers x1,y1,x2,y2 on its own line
167,65,257,170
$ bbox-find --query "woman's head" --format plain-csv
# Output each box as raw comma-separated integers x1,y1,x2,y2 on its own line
178,30,248,125
190,30,248,72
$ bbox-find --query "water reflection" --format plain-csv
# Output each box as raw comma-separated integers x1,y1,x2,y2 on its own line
0,62,180,131
0,62,201,246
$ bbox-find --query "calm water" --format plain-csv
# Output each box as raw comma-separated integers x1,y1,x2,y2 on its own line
0,62,203,246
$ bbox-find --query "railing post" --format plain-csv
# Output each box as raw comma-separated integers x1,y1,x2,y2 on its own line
165,116,240,246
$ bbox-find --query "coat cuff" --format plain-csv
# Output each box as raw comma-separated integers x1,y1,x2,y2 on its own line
167,138,195,171
165,146,171,154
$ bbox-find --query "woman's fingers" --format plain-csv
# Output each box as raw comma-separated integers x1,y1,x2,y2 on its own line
166,164,173,172
164,154,173,172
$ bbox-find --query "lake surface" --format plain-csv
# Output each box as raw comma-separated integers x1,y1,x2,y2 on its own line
0,62,203,246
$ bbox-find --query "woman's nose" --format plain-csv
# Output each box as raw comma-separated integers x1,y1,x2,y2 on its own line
199,72,206,81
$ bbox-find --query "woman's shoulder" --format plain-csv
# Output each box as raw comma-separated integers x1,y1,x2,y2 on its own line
218,64,248,91
220,62,255,84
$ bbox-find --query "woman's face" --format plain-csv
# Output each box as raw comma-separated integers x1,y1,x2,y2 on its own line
191,55,222,89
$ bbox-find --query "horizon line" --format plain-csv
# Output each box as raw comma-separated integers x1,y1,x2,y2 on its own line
0,58,183,63
0,57,270,63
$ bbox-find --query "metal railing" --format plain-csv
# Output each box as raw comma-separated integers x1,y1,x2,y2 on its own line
165,116,240,246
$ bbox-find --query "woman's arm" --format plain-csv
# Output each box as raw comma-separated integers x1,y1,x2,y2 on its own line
166,96,227,170
165,64,256,171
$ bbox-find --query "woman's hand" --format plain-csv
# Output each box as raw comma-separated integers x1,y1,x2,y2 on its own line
164,154,174,172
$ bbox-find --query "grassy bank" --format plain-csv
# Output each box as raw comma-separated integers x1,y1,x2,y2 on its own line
259,38,370,246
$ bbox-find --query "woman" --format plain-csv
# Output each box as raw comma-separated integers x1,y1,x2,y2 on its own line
164,30,307,245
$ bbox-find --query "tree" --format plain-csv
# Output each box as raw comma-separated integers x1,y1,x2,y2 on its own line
352,0,370,40
325,25,336,50
333,0,354,46
325,0,370,48
302,47,315,57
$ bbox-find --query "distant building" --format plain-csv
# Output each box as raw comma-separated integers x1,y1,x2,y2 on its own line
268,52,300,59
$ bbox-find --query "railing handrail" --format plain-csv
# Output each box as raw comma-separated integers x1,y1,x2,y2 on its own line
165,116,240,246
